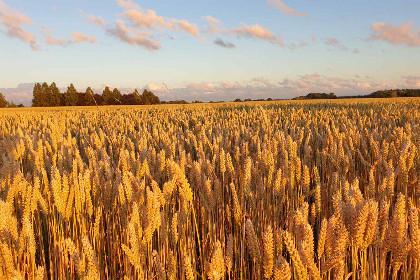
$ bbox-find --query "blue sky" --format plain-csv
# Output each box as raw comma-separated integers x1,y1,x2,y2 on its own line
0,0,419,105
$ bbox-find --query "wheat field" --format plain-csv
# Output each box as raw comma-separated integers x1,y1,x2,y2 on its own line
0,98,419,280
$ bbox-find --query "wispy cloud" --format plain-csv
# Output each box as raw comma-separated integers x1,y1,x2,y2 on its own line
123,9,171,30
267,0,308,17
107,19,161,51
202,15,227,36
116,0,140,10
402,75,420,87
170,19,199,37
72,32,96,43
79,9,106,27
0,0,39,50
370,21,420,47
231,23,283,45
104,3,202,50
214,38,235,48
287,40,309,49
42,26,96,46
203,15,222,25
322,37,349,51
122,8,200,37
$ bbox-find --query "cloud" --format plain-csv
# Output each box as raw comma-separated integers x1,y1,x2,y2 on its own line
0,82,35,106
251,77,276,87
312,34,317,42
203,15,222,25
145,82,164,92
232,23,283,45
107,19,161,51
116,0,140,10
4,75,419,106
170,19,199,37
202,16,227,36
72,32,97,43
79,9,106,27
123,8,200,37
402,75,420,87
205,24,221,34
287,40,309,49
124,9,171,30
214,38,235,48
267,0,308,17
159,75,396,102
322,37,348,51
370,21,420,47
0,0,39,50
278,74,402,95
42,26,96,46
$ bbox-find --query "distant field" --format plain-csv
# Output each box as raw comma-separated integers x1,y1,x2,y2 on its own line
1,98,419,279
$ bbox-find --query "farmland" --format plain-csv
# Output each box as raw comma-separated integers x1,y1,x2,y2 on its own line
0,98,419,279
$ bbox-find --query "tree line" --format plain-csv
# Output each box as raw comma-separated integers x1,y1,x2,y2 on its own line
0,92,24,108
293,92,337,100
32,82,160,107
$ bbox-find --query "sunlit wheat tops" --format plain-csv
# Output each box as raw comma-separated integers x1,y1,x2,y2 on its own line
0,98,419,279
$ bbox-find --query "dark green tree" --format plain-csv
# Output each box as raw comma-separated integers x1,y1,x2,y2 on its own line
112,88,122,104
133,89,143,104
41,82,51,106
32,83,43,107
142,89,160,105
84,87,96,106
64,84,79,106
0,93,8,108
102,86,113,105
49,82,62,106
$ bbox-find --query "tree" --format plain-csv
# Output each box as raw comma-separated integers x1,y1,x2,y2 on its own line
120,93,136,105
41,82,51,106
0,93,8,108
83,87,96,106
102,86,113,105
93,94,103,106
32,83,43,107
133,89,143,105
142,89,160,105
112,88,122,103
50,82,62,106
64,84,79,106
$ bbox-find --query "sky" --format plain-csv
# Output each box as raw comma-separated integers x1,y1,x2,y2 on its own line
0,0,419,105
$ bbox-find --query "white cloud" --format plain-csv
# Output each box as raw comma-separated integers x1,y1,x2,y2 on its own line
0,0,39,50
123,8,200,38
145,82,164,92
42,26,97,46
231,23,283,46
124,9,171,30
72,32,97,43
370,21,420,47
116,0,140,10
402,75,420,87
267,0,308,17
79,9,106,27
107,19,161,51
203,15,222,25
